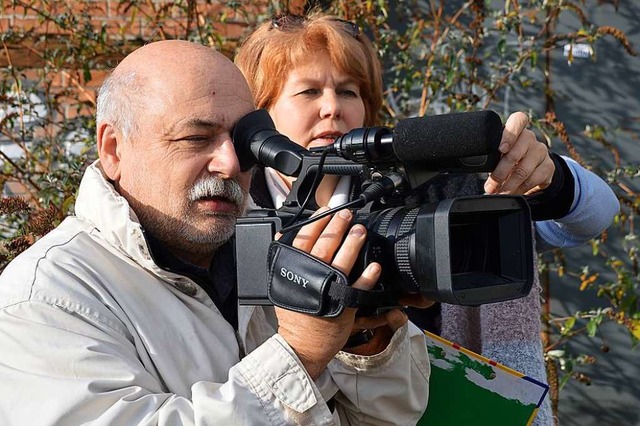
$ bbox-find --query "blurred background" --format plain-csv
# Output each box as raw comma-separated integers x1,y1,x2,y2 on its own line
1,1,637,424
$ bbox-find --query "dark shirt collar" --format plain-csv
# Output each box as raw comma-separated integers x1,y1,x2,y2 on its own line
144,232,238,329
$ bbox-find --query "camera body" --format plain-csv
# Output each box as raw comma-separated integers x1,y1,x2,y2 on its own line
233,110,534,313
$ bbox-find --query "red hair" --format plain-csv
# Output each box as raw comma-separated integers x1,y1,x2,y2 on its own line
235,13,383,126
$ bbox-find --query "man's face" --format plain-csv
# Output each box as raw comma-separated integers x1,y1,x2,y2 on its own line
115,68,254,265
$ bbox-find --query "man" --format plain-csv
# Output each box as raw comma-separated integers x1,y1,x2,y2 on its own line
0,40,430,424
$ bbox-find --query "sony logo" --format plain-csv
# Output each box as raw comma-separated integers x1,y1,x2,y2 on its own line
280,267,309,288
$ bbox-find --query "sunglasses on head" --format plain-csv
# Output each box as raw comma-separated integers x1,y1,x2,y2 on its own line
270,14,360,39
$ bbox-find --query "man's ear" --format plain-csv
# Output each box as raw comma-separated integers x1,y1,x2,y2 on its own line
97,122,122,181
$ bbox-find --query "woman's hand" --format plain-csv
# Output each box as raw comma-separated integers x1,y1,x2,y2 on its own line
484,111,555,196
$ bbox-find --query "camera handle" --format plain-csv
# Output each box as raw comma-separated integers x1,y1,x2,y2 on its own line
279,172,405,235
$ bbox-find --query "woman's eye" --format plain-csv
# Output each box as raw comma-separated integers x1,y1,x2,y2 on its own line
299,88,319,96
340,89,359,97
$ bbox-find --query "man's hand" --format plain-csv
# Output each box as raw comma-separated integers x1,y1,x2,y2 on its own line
275,208,384,379
345,293,434,356
484,111,555,196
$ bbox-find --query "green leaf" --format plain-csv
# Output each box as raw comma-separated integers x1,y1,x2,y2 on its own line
559,372,572,390
445,69,454,87
498,38,506,56
564,317,576,334
83,67,92,84
586,319,598,337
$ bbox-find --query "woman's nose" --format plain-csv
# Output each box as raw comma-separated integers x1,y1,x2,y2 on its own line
319,92,341,119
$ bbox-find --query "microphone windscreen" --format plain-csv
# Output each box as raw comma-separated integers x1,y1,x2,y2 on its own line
392,111,503,163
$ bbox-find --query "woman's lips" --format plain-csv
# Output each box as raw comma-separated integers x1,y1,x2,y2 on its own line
311,137,335,145
310,133,342,147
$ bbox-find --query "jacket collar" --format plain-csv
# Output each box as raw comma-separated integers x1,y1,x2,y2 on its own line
73,161,199,296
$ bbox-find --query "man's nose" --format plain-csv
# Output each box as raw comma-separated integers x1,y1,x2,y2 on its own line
207,137,241,178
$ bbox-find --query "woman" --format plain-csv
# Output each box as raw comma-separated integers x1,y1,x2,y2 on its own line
235,12,619,425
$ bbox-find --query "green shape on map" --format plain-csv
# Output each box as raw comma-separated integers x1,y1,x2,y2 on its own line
420,348,537,425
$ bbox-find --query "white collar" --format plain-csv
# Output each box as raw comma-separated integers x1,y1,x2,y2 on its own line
264,167,351,209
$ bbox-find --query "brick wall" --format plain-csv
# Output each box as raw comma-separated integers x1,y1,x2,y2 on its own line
0,0,269,113
0,0,309,203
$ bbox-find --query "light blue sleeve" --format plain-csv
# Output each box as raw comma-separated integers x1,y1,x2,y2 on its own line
535,156,619,251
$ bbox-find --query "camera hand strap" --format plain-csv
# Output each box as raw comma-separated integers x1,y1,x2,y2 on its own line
267,241,389,318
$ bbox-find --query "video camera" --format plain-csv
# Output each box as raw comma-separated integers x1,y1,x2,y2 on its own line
232,109,534,317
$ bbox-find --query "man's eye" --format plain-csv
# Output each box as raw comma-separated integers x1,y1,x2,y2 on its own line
181,136,210,143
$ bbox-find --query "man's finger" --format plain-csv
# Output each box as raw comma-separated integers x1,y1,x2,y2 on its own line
308,209,352,263
291,207,333,253
384,309,408,331
331,223,367,275
350,261,381,291
397,294,435,309
342,262,381,317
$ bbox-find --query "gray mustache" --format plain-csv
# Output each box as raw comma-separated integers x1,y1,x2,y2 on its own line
188,177,245,207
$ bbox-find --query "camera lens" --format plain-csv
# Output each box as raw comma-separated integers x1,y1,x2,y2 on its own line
355,195,533,305
357,206,422,293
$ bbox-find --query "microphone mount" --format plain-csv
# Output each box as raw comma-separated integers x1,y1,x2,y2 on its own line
326,126,395,164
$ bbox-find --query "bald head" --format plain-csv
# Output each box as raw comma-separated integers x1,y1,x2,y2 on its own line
97,40,252,141
116,40,243,84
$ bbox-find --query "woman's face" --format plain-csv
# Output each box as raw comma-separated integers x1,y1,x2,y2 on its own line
268,51,366,150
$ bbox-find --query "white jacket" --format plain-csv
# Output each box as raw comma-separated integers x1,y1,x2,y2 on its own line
0,161,430,425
